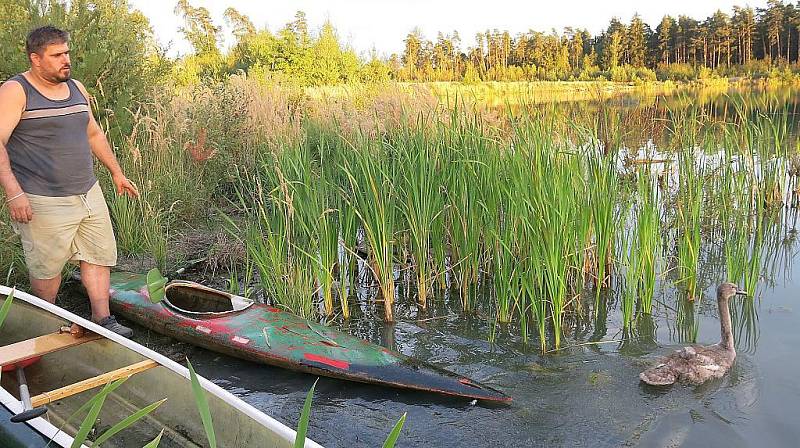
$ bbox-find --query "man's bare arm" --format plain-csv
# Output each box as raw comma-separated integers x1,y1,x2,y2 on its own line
0,80,33,223
73,80,139,197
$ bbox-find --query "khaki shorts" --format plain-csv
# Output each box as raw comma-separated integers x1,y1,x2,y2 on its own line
11,182,117,279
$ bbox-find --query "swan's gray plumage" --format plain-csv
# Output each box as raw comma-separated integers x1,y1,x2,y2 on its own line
640,283,747,386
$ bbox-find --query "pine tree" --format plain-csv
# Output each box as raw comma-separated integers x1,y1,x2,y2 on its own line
656,16,675,64
627,14,648,67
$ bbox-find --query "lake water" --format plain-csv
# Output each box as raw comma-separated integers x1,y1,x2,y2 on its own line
59,86,800,447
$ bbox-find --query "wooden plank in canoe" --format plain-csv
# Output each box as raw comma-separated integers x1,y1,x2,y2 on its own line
30,360,159,407
0,332,102,366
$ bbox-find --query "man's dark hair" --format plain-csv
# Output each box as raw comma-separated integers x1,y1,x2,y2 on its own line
25,26,69,57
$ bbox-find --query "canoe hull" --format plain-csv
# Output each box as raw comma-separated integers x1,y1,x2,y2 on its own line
0,285,320,448
109,272,511,403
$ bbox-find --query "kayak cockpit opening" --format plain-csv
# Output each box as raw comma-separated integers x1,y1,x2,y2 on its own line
163,281,253,316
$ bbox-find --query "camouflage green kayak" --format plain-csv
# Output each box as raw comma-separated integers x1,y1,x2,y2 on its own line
107,272,511,403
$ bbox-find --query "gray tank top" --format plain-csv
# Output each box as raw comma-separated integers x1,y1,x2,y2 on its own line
6,74,96,196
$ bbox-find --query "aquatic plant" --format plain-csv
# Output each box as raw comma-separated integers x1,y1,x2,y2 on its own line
187,359,217,448
237,168,315,317
294,379,317,448
395,126,446,310
619,224,638,329
675,146,705,300
588,151,621,300
340,139,399,322
633,170,662,315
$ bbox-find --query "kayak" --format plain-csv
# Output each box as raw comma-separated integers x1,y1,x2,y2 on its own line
0,285,322,448
107,272,511,403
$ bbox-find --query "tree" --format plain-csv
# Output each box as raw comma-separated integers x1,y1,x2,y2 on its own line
599,18,625,69
175,0,220,56
174,0,224,82
707,10,733,67
401,28,423,80
627,14,648,67
360,49,390,83
732,6,755,64
656,16,675,64
567,27,585,70
224,7,255,41
761,0,785,60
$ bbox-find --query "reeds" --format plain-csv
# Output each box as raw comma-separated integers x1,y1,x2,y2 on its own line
675,146,705,300
633,170,662,315
396,126,446,310
587,151,621,300
5,79,788,354
340,138,399,322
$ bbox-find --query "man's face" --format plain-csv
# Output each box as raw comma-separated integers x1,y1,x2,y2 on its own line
31,42,71,83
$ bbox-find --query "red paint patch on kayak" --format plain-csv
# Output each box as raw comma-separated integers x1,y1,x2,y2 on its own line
266,307,281,313
304,353,350,370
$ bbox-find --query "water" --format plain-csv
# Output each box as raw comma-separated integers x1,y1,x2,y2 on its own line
58,246,800,447
59,86,800,447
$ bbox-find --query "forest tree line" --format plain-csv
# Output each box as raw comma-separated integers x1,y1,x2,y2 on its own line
395,0,800,82
173,0,800,84
4,0,800,95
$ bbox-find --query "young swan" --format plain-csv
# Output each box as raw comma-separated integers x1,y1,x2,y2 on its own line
640,283,748,386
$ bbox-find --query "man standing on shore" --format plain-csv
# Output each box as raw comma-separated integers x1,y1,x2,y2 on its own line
0,26,138,337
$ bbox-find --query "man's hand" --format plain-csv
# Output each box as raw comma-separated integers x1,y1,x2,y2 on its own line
6,193,32,223
112,173,140,198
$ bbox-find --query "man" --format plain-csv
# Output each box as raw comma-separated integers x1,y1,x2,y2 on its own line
0,26,138,337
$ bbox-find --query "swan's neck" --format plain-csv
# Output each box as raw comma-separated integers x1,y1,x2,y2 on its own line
718,296,734,351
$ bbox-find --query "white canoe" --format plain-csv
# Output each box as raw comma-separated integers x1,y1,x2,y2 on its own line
0,285,323,448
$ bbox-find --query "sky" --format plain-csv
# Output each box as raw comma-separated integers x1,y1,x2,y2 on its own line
130,0,767,58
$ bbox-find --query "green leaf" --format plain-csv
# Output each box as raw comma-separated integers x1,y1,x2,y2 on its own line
70,379,124,448
93,398,167,446
187,359,216,448
382,412,407,448
294,379,317,448
52,377,129,446
146,268,167,304
142,429,164,448
0,289,14,329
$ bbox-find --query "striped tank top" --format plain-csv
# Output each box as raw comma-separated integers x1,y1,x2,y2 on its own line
6,74,96,196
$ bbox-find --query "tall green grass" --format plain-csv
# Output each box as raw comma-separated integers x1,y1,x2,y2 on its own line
396,126,446,310
33,79,796,352
633,170,662,315
340,139,399,322
588,152,621,301
675,146,705,300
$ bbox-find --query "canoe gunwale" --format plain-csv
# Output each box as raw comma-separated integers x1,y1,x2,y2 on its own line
0,284,323,448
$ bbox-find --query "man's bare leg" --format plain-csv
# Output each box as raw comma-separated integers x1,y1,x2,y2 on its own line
80,261,111,322
30,276,60,304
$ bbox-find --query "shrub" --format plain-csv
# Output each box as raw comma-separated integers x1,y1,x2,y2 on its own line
0,0,167,137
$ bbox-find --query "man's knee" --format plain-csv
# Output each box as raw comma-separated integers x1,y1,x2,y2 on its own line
30,275,61,303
